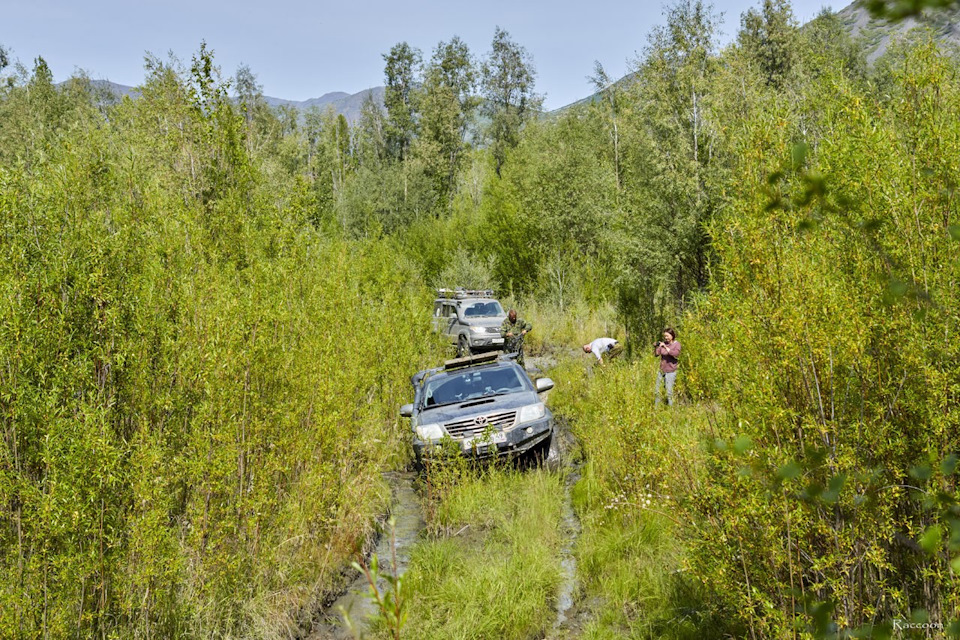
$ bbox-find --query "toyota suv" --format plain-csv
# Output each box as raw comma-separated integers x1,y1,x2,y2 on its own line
400,353,554,467
432,289,507,357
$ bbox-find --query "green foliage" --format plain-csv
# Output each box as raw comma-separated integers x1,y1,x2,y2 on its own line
416,37,479,206
681,35,960,635
432,247,498,292
481,27,542,177
864,0,960,21
739,0,799,87
383,42,422,162
0,48,440,638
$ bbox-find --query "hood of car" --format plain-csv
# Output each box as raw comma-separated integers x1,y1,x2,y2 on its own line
415,390,540,425
461,316,506,328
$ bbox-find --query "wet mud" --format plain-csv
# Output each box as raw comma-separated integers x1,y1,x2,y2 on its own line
307,472,424,640
545,417,590,639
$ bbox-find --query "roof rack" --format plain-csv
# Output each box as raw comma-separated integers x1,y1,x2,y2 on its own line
436,287,496,300
443,352,501,370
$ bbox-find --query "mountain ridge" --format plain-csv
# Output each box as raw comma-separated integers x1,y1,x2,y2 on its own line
65,1,960,122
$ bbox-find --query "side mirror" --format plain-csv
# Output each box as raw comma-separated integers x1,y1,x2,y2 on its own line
535,378,554,393
400,404,414,418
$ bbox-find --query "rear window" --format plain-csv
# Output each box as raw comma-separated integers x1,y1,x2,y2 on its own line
423,366,528,406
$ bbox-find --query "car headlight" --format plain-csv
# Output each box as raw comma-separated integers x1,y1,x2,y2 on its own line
518,402,545,423
470,326,486,334
415,423,444,440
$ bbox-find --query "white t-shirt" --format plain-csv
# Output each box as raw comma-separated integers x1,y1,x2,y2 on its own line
588,338,618,361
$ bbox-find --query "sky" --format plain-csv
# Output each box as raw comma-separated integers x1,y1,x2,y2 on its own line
4,0,838,111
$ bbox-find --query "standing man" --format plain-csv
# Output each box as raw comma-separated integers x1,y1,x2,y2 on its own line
500,309,532,367
582,337,623,366
654,328,681,406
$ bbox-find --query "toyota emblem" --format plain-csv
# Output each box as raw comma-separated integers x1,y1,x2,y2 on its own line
474,416,488,426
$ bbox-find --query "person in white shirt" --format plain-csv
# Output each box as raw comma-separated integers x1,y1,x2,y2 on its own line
582,337,623,366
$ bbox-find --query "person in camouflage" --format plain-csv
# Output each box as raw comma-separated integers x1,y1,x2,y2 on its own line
500,309,532,366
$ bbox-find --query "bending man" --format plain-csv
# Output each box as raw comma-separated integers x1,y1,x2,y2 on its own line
582,337,623,366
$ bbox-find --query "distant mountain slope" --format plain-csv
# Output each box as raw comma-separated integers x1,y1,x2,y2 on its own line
837,0,960,62
81,80,383,123
259,87,385,122
548,72,638,117
262,91,348,109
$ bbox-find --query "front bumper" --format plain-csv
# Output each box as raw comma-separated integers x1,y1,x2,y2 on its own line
468,335,505,351
413,416,552,461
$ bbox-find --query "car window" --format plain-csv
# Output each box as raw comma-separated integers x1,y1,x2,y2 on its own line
434,302,443,317
423,366,528,406
463,301,504,317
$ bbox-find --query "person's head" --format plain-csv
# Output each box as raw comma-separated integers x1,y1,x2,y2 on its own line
582,343,592,353
508,309,517,323
663,327,676,343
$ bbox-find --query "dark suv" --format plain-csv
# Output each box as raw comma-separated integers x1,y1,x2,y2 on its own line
400,353,554,467
431,289,507,357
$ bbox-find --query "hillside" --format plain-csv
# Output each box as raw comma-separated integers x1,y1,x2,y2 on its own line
83,80,384,122
837,0,960,61
546,0,960,115
261,86,385,122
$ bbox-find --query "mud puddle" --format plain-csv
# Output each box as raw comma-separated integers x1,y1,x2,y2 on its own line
551,471,581,635
545,416,588,638
308,472,424,640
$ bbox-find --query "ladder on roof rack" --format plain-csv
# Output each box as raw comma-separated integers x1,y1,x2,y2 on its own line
437,287,496,299
443,352,501,370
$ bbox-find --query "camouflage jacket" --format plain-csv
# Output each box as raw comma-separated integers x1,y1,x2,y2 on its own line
500,317,532,350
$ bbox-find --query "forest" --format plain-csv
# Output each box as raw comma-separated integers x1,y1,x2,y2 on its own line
1,0,959,637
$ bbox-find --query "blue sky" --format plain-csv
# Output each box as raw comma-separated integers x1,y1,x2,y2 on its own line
4,0,837,110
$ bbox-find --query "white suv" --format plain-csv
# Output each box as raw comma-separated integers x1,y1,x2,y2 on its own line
432,289,506,357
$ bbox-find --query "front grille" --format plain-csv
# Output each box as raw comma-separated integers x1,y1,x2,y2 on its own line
445,411,517,438
472,326,499,334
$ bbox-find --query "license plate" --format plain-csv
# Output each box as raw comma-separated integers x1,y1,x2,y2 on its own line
492,338,504,344
462,432,507,451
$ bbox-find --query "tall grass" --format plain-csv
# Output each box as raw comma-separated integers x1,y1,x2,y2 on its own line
400,468,567,640
548,356,742,638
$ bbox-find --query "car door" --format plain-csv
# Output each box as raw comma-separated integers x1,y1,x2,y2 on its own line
443,303,458,342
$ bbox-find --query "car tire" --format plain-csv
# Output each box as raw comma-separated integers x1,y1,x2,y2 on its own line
457,334,471,357
525,434,552,468
413,450,425,474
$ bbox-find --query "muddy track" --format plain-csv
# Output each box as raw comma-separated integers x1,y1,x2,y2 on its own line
544,416,588,640
307,472,425,640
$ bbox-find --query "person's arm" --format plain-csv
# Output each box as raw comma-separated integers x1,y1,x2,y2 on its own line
522,320,532,335
500,322,510,338
665,341,680,358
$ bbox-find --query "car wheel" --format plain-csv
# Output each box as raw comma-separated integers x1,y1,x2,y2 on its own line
457,334,470,357
413,450,425,474
524,434,552,468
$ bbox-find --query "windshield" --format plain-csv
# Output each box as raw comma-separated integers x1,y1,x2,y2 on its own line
462,301,504,318
422,366,528,408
